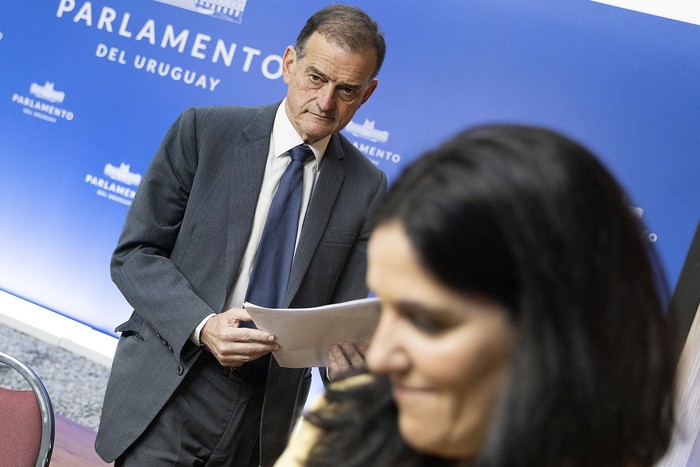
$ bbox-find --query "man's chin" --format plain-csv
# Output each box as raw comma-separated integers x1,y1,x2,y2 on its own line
299,123,336,142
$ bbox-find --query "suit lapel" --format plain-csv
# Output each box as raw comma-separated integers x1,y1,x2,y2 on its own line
224,104,278,300
284,135,345,306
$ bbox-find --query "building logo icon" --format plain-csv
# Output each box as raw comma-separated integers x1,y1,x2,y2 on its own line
104,163,142,186
12,81,73,123
345,119,390,143
345,118,401,166
29,82,65,104
154,0,247,23
86,162,142,206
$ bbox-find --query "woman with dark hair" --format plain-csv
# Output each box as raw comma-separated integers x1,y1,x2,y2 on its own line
275,125,676,466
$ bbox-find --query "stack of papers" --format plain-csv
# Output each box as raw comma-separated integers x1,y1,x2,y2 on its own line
245,297,381,368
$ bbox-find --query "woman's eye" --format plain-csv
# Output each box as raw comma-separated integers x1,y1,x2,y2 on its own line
414,317,450,334
403,311,451,335
393,303,456,336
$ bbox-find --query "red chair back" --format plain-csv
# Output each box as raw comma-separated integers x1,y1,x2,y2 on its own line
0,386,42,467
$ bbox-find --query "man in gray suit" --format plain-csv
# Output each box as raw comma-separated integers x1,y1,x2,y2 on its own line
95,5,387,466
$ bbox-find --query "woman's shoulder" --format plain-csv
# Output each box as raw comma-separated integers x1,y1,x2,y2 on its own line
330,372,375,391
275,373,379,467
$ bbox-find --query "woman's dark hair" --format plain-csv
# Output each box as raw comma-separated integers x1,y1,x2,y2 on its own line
295,4,386,79
306,125,675,466
305,374,455,467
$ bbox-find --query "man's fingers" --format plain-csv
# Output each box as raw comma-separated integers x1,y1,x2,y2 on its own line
343,341,368,366
215,342,278,366
201,309,277,367
219,307,253,325
222,324,276,343
204,310,275,343
210,334,279,366
327,341,368,381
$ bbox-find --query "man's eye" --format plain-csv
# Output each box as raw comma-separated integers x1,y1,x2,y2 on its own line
339,88,358,99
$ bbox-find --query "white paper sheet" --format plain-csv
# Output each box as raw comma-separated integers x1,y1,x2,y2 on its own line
244,297,381,368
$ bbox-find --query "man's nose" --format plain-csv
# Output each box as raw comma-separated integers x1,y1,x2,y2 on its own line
316,85,336,111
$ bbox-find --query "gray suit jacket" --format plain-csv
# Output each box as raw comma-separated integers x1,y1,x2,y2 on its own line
95,103,387,465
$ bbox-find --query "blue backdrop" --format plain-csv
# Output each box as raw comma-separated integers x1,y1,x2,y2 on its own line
1,0,698,336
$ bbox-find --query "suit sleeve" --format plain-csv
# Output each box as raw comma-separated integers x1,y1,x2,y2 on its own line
110,108,215,360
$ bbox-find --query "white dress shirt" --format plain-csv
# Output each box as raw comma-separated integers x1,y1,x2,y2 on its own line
191,100,330,345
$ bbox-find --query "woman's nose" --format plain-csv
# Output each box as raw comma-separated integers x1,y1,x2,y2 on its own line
366,310,407,374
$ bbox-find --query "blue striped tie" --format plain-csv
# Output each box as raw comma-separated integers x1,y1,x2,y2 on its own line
238,144,313,373
246,144,314,308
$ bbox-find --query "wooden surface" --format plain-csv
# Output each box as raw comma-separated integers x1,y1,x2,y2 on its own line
51,414,111,466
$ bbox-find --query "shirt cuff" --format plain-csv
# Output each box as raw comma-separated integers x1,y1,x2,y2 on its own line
190,313,216,347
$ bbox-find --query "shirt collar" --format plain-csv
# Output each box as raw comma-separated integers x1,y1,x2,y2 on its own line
272,99,330,162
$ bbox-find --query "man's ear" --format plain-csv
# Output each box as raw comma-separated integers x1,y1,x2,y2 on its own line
281,46,296,85
359,79,378,106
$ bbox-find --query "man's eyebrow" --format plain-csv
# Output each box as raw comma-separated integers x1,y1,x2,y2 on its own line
306,65,363,90
306,65,328,79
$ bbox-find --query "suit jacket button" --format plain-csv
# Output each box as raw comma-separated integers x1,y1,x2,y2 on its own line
176,365,184,376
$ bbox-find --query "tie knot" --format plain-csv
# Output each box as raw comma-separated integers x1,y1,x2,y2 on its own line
289,144,314,164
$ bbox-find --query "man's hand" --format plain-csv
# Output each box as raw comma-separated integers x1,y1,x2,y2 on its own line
200,307,278,367
327,341,369,381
